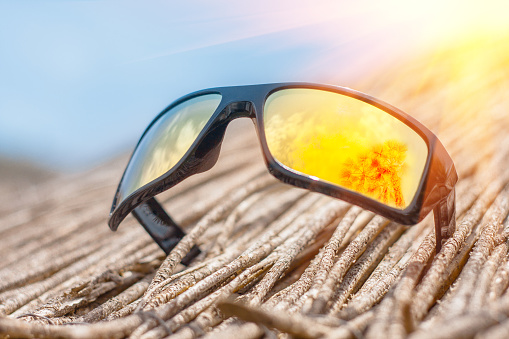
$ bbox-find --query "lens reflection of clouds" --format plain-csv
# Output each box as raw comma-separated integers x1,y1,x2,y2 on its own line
0,0,507,170
118,94,221,203
264,89,428,208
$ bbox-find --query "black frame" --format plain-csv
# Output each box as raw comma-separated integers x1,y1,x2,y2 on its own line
109,83,458,263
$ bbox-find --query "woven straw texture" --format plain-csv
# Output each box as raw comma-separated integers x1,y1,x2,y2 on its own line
1,35,508,339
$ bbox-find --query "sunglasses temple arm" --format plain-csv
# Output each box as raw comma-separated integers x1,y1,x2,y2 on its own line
433,187,456,254
132,197,201,266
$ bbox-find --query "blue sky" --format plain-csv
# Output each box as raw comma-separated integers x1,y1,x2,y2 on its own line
1,0,507,171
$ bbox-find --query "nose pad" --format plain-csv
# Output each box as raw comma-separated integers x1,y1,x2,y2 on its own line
192,123,228,174
191,102,254,175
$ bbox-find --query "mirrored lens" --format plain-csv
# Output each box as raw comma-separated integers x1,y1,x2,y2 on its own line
117,94,222,205
264,89,428,209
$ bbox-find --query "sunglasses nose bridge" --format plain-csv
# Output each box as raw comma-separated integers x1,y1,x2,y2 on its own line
221,100,256,121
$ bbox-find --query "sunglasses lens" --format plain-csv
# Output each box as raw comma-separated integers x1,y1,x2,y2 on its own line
263,88,428,209
117,94,222,205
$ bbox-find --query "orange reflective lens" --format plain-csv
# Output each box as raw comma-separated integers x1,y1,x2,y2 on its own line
264,89,428,209
118,94,222,204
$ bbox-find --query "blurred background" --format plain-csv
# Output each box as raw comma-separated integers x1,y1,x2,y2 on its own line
1,0,508,180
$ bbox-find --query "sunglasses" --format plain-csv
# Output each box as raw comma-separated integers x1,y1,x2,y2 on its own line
108,83,457,265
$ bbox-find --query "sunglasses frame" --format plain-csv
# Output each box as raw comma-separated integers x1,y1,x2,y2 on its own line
109,83,457,262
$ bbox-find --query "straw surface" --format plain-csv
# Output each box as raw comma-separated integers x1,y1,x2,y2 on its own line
1,34,508,339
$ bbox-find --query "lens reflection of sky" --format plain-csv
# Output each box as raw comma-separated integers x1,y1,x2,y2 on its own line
0,0,507,171
264,89,428,208
118,94,222,203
